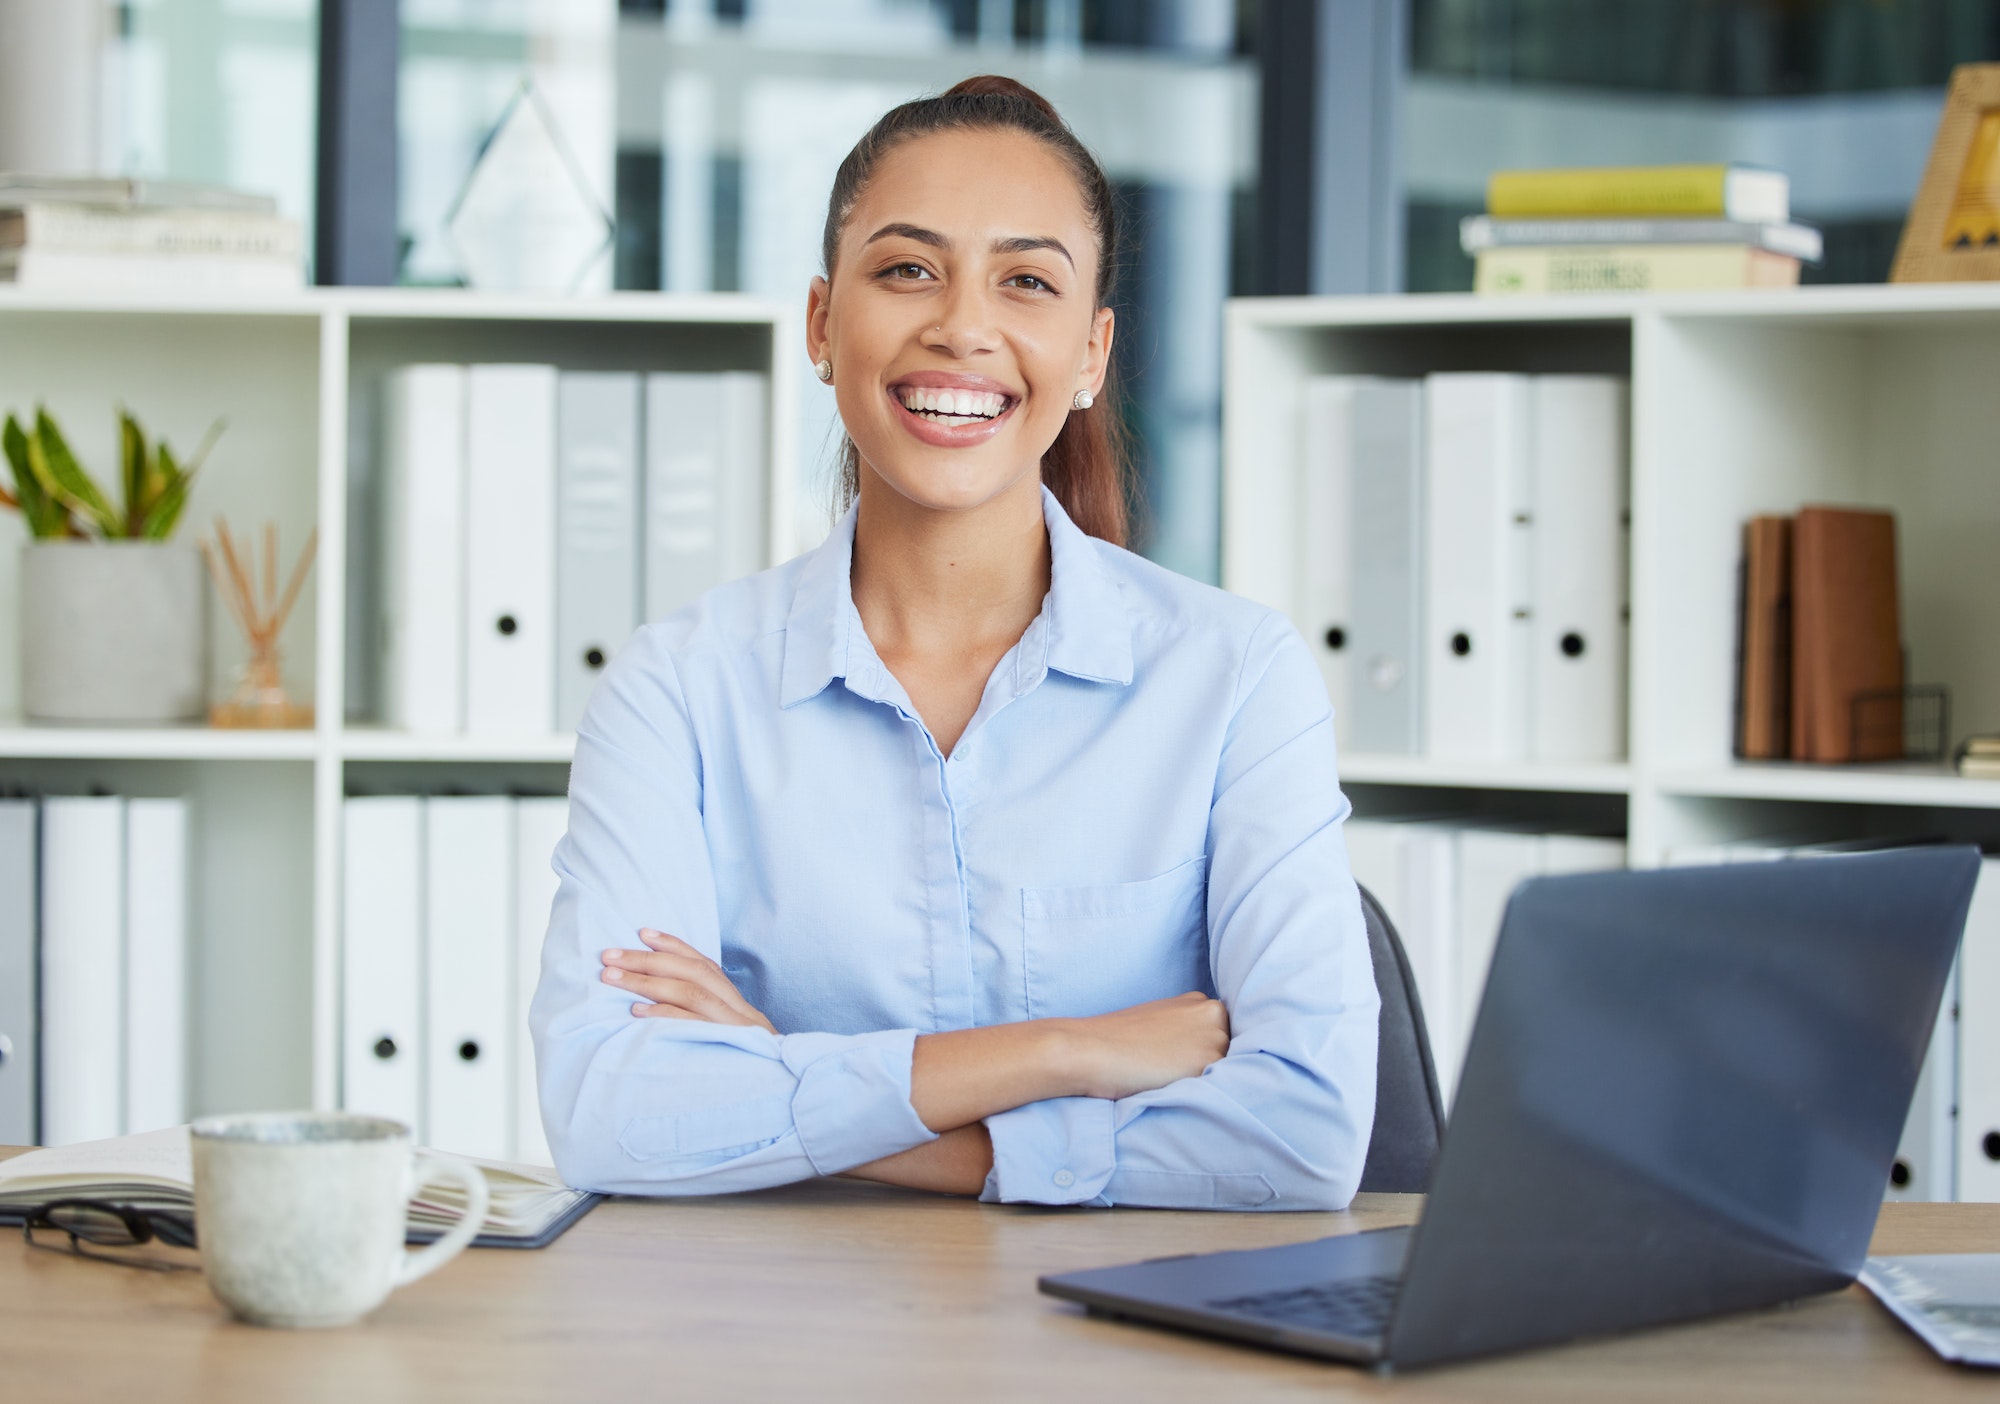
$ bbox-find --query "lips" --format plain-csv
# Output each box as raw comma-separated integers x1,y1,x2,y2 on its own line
886,373,1020,449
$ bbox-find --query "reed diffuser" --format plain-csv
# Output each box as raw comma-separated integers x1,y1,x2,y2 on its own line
202,517,316,728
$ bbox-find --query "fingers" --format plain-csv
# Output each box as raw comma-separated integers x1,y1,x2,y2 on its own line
600,931,775,1033
639,928,707,960
602,951,752,1021
612,971,755,1025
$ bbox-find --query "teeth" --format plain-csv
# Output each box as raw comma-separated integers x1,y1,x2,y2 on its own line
898,386,1007,421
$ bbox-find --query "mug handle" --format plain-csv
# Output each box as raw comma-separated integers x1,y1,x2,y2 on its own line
394,1151,492,1288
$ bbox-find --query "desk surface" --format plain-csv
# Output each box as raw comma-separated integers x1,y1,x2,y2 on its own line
1,1146,1995,1404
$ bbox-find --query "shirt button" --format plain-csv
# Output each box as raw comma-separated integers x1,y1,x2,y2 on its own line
1053,1168,1076,1188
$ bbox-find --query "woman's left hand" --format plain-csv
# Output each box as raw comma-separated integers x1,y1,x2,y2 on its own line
600,929,777,1033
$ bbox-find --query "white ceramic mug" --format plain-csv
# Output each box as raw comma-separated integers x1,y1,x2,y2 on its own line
189,1111,490,1328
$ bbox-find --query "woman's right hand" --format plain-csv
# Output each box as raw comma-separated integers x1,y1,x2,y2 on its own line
903,992,1232,1140
1055,992,1231,1102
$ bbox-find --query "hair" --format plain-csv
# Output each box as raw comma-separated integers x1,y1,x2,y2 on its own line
820,74,1132,547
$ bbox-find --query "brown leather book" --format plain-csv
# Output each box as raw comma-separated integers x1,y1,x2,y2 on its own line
1791,506,1902,762
1738,515,1792,759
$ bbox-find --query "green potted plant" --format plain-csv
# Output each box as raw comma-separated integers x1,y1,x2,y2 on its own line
2,407,219,723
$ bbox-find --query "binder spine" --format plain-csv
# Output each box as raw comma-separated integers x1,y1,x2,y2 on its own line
644,373,725,622
40,797,127,1146
1529,376,1629,763
464,364,559,736
425,796,517,1161
1959,859,2000,1202
123,798,188,1135
556,373,642,734
341,797,425,1135
0,800,38,1145
1297,378,1357,725
1425,374,1534,763
380,364,468,734
1347,380,1425,755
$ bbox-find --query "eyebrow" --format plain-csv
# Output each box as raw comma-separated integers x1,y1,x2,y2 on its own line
863,223,1075,269
993,234,1075,268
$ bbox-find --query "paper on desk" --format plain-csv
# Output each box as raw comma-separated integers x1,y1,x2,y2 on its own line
0,1126,192,1206
0,1127,582,1238
411,1154,576,1233
1860,1255,2000,1367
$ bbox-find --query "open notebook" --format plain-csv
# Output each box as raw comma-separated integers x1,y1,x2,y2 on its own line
1861,1255,2000,1367
0,1127,601,1249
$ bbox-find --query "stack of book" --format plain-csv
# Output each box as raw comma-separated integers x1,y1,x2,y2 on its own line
1463,163,1822,294
0,175,303,293
1736,506,1904,763
1961,738,2000,779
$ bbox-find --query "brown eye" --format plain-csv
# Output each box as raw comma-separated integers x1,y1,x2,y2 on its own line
1010,274,1052,292
888,262,931,280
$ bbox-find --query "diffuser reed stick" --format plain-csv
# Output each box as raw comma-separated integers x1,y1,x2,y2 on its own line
201,516,316,728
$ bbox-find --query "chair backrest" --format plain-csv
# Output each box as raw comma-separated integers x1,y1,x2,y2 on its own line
1356,882,1447,1194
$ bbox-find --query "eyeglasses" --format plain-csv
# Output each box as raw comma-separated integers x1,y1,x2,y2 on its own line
22,1198,200,1272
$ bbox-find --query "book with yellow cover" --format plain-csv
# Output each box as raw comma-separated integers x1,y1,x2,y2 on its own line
1474,244,1800,295
1486,164,1789,222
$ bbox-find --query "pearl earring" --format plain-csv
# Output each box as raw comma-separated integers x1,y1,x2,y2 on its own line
1071,389,1094,411
815,358,833,383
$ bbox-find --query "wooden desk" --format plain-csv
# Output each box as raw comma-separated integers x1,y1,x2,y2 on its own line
1,1148,1995,1403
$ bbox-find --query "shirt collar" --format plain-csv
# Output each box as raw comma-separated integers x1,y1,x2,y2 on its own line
778,486,1134,709
1038,485,1135,687
777,499,859,708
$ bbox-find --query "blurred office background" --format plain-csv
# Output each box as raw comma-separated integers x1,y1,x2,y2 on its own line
11,0,1998,580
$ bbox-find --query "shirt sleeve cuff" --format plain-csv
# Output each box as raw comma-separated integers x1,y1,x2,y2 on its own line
980,1096,1116,1205
781,1029,936,1175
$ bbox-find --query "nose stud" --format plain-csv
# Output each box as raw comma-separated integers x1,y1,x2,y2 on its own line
1071,389,1094,411
815,358,833,383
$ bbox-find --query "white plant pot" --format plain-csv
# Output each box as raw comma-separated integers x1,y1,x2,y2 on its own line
21,541,209,724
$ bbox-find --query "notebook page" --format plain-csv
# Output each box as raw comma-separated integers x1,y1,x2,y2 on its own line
0,1126,192,1199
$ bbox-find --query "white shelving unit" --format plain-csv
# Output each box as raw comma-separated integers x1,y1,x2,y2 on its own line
0,288,801,1120
1224,284,2000,862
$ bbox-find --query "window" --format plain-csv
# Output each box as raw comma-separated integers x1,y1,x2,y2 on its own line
103,0,321,239
1404,0,2000,290
397,0,1257,578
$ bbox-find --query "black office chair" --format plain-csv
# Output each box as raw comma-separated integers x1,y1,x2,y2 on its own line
1355,882,1448,1194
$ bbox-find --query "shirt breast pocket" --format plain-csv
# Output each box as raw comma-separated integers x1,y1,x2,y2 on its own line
1021,856,1211,1020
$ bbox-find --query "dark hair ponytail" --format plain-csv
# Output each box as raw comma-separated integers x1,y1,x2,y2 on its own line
821,75,1131,548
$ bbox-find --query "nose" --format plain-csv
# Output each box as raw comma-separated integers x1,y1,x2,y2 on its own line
919,280,1001,360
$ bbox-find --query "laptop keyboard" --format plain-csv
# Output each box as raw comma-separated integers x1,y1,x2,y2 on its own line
1206,1273,1401,1338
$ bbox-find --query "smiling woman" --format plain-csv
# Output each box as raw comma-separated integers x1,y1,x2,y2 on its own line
530,77,1381,1211
814,75,1130,546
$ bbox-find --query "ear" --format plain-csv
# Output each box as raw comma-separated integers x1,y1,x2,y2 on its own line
806,276,832,366
1079,305,1115,397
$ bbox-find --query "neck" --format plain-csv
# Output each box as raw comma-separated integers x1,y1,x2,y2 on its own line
849,472,1051,660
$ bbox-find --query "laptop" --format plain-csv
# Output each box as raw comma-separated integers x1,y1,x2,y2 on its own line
1038,847,1981,1372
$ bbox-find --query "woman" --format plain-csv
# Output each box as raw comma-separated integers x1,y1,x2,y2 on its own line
531,76,1378,1208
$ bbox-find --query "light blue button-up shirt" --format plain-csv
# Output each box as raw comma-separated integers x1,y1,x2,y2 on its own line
531,487,1379,1209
